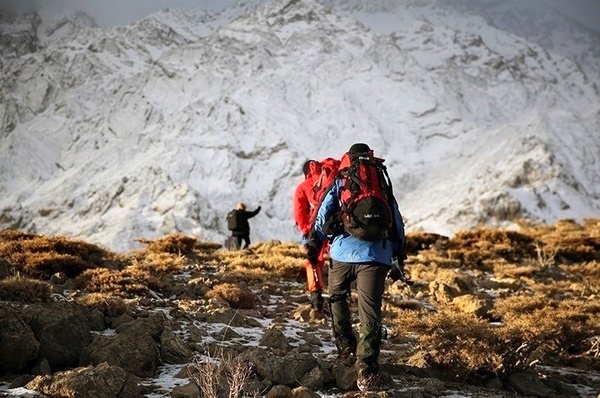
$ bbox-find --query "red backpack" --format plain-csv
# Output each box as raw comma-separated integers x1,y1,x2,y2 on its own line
310,157,341,204
338,152,394,241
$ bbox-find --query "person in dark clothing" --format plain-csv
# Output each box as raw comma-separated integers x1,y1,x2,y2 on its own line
230,203,261,249
306,143,406,393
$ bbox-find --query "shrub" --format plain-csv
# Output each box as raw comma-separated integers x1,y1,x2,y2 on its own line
405,232,451,255
218,242,305,282
0,230,122,279
75,268,147,296
137,233,198,255
206,283,256,309
191,346,254,398
0,275,52,303
397,309,505,377
0,274,52,303
76,292,129,317
493,295,600,358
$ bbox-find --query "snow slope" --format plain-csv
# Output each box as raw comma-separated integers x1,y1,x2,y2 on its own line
0,0,598,251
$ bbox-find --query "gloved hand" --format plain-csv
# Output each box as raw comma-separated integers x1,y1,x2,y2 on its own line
306,239,322,267
388,263,404,282
388,256,414,286
393,246,407,262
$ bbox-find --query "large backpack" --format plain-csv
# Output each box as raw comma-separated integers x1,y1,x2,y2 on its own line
311,157,341,204
227,209,240,231
338,152,394,241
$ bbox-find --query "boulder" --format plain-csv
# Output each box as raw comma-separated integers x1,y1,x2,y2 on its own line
26,362,142,398
115,313,165,341
332,362,356,391
266,384,292,398
0,304,39,372
299,366,326,390
80,332,159,378
451,293,494,319
506,372,553,397
243,348,320,387
171,382,200,398
291,386,321,398
259,326,291,350
161,327,193,364
22,301,91,369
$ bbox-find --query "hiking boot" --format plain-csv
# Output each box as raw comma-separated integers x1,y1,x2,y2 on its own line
310,291,325,312
356,370,386,392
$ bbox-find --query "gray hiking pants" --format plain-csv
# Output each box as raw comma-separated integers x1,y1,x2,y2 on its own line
328,260,388,373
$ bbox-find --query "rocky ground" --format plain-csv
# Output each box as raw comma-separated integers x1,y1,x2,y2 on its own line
1,224,599,398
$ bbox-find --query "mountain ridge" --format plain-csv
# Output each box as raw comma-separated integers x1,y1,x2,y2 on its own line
0,0,598,251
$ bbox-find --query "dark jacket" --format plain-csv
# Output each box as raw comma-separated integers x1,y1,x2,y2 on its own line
231,206,261,236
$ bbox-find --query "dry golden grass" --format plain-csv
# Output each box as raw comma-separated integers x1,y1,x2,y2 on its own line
448,228,537,269
75,292,129,317
136,233,198,255
0,230,122,279
388,289,600,378
136,233,222,265
75,268,148,296
0,274,52,303
518,218,600,263
405,232,451,255
384,219,600,378
492,262,540,279
128,252,186,279
0,231,193,297
493,295,599,357
205,282,257,309
74,252,186,296
217,241,305,282
2,219,599,383
410,309,505,376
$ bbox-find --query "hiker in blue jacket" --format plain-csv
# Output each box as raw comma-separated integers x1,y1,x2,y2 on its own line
306,143,406,392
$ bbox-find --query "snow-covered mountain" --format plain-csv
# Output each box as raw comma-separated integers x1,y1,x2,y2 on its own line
326,0,600,77
1,0,598,252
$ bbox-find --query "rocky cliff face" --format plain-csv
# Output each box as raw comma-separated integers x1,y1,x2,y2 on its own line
0,10,41,60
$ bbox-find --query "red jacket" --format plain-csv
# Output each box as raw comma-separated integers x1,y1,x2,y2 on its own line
293,162,322,237
293,158,340,237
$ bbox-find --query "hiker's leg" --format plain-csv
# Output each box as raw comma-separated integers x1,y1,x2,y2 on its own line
243,234,250,248
355,263,388,374
305,260,324,310
236,235,243,249
315,243,328,291
328,260,357,354
308,242,329,309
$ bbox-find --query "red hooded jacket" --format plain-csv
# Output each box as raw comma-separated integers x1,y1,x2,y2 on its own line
293,161,322,237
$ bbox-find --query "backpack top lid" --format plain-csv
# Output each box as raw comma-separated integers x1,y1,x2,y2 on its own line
348,142,372,156
338,143,394,241
339,143,382,171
